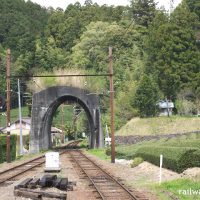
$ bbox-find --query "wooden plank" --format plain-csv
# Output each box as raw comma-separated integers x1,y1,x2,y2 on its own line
14,178,33,189
59,178,68,190
14,189,42,200
18,188,67,200
28,178,40,189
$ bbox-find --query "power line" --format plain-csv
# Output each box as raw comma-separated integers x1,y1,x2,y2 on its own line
7,73,111,79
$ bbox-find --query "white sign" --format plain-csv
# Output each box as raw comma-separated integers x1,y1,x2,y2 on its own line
105,137,111,146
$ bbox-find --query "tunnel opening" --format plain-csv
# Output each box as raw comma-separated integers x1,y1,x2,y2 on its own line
30,86,103,153
42,95,93,149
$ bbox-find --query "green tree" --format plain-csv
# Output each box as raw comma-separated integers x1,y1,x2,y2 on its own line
130,0,157,27
35,37,67,71
0,0,48,59
145,4,200,99
134,75,161,117
115,81,138,128
184,0,200,19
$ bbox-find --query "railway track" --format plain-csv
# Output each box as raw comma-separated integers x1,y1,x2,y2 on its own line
0,155,45,185
69,150,148,200
0,141,148,200
0,141,80,186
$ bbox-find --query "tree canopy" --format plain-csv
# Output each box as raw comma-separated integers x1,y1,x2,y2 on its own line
0,0,200,129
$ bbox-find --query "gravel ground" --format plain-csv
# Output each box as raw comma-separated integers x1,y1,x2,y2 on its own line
83,151,200,200
0,152,107,200
0,150,199,200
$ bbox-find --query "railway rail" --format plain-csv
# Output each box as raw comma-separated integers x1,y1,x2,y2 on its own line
0,155,45,185
69,150,148,200
0,141,148,200
0,141,80,186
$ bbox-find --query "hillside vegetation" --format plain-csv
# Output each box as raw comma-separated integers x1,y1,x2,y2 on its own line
106,133,200,172
116,116,200,135
0,0,200,130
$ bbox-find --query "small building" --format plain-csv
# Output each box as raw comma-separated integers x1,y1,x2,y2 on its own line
0,118,31,136
0,118,63,149
158,100,174,116
0,118,62,137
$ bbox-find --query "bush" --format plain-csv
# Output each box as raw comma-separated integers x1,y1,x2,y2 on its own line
105,147,111,156
130,157,143,168
79,139,88,148
0,134,17,163
176,99,197,115
135,146,200,173
106,146,137,160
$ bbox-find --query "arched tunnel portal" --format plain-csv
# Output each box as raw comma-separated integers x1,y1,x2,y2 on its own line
29,86,104,153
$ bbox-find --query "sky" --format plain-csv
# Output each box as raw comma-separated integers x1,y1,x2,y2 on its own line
27,0,182,11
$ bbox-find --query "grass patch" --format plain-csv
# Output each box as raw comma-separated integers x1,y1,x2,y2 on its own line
87,149,110,161
156,179,200,200
116,116,200,136
130,157,143,168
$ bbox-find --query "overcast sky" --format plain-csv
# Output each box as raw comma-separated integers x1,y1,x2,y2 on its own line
27,0,182,11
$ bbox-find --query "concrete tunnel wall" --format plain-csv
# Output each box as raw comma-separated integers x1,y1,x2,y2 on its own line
29,86,104,153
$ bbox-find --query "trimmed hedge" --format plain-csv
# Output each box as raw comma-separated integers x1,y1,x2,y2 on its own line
135,146,200,173
163,139,200,149
0,134,17,163
106,146,138,160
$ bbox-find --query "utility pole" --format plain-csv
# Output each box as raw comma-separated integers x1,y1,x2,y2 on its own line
18,79,23,155
6,49,11,163
109,47,115,163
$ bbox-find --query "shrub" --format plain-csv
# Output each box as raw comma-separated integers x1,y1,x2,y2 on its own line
176,99,197,115
0,134,17,163
135,146,200,173
106,146,138,160
130,157,143,168
79,139,88,148
105,147,111,156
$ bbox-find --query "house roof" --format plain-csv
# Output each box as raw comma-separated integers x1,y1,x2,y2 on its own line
14,117,31,125
51,127,63,133
158,101,174,109
0,118,31,132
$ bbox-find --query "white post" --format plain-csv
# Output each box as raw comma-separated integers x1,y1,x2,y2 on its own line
18,79,23,155
159,154,163,185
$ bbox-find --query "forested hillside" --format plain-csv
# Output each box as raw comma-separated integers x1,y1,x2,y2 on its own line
0,0,200,130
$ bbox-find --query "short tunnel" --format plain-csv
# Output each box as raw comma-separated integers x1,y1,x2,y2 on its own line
29,86,104,153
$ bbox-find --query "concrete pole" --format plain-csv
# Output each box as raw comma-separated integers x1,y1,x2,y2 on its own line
18,79,23,155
